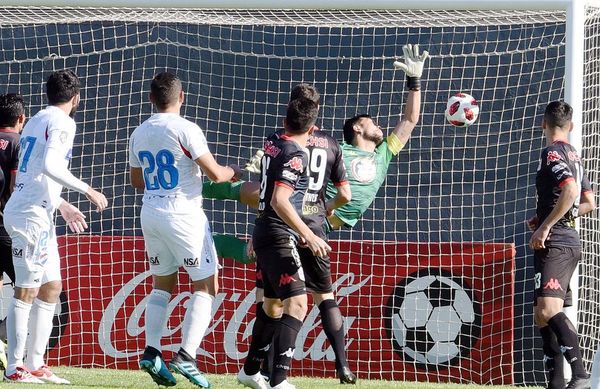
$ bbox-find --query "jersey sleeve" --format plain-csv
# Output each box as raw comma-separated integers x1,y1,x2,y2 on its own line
543,148,574,187
377,132,403,164
10,136,19,172
330,139,348,186
180,123,210,160
273,149,307,190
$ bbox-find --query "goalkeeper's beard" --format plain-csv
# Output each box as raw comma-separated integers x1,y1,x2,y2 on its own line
365,132,384,145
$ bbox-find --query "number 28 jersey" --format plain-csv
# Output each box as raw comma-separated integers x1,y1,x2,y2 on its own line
253,134,309,249
129,113,210,211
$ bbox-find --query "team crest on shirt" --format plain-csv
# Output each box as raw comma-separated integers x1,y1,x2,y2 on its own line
350,156,377,183
0,139,9,150
284,157,304,172
59,131,68,144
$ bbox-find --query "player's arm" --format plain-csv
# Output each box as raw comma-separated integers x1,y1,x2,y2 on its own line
44,128,108,211
271,184,331,258
578,190,596,217
390,44,429,151
325,182,351,216
9,169,16,194
195,153,241,183
529,179,578,249
129,167,145,189
57,199,88,234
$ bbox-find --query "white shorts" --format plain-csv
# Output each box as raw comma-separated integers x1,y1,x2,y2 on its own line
141,205,218,281
3,214,60,288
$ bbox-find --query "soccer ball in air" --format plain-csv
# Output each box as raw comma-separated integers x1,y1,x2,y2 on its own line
385,269,480,368
445,93,479,127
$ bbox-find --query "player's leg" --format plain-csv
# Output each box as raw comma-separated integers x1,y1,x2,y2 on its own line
168,210,218,388
268,237,308,389
202,180,260,209
0,227,14,370
2,216,47,383
534,247,589,389
24,228,70,384
213,234,254,264
238,251,281,389
138,207,178,387
300,247,356,384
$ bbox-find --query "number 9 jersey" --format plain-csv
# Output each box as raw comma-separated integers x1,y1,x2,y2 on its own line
128,112,210,211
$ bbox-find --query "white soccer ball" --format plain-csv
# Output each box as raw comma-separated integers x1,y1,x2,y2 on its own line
387,271,479,368
445,93,479,127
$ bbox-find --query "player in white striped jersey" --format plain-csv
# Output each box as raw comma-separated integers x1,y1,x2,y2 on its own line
129,72,241,388
3,69,108,384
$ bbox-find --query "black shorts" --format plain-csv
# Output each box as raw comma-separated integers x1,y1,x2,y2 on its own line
299,246,332,294
0,226,14,284
255,235,306,300
534,246,580,304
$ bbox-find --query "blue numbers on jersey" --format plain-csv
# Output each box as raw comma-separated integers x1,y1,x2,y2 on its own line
138,149,179,190
18,136,37,173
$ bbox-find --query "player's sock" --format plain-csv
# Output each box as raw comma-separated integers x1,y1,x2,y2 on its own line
180,291,214,357
5,298,31,374
244,303,279,376
270,314,302,388
202,180,243,201
540,325,565,389
548,312,588,378
213,234,253,264
25,298,56,370
145,289,171,351
318,299,349,370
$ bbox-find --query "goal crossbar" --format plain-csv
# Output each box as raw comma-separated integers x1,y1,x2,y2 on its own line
4,0,600,10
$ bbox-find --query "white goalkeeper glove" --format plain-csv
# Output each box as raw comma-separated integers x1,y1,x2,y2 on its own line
244,149,264,174
393,44,429,90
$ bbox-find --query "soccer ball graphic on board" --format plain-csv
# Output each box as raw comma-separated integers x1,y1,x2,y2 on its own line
385,269,481,368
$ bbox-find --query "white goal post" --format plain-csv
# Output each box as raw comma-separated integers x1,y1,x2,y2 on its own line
0,0,599,386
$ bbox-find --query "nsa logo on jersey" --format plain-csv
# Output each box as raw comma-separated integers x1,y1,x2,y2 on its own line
384,269,481,368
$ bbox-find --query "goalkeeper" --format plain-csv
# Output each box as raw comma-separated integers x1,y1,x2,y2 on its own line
207,44,428,264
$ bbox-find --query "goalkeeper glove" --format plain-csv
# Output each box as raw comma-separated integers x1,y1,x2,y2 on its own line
393,44,429,91
244,149,264,174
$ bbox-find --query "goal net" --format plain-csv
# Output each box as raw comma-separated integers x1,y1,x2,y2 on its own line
0,3,598,386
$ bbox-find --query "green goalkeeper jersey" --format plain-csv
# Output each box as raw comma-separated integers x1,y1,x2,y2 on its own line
325,133,404,228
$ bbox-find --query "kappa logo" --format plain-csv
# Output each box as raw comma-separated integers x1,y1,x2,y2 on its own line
543,278,563,291
279,273,296,286
259,344,271,352
547,150,561,165
279,347,295,358
284,156,304,172
184,257,199,266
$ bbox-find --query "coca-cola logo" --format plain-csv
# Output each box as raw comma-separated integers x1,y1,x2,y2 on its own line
98,271,371,361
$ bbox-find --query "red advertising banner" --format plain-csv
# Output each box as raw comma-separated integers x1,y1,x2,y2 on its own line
47,236,514,385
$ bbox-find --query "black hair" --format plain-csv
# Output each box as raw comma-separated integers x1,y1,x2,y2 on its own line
544,101,573,129
46,69,80,105
343,114,371,144
0,93,25,128
151,72,182,109
285,97,319,134
290,83,320,105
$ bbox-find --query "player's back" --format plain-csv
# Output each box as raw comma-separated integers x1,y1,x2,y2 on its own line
5,106,74,219
254,135,309,248
0,130,20,210
129,113,206,212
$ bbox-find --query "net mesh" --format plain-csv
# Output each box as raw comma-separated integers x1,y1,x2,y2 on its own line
0,5,597,385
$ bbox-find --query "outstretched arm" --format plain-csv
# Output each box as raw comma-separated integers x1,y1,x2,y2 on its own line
391,44,429,146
